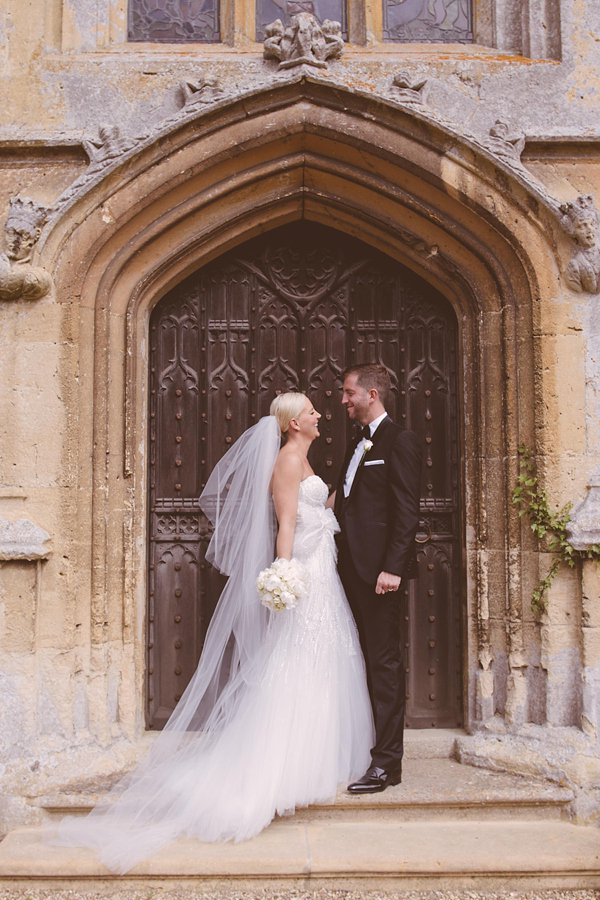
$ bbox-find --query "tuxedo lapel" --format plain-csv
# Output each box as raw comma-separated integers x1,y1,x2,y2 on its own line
340,433,360,478
347,415,392,502
335,429,362,514
370,414,392,448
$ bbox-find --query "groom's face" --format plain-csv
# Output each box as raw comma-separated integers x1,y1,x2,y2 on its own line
342,374,371,424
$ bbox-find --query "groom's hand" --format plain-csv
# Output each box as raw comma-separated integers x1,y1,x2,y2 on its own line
375,571,401,595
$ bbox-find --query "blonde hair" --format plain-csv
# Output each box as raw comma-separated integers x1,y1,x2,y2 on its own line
270,392,307,435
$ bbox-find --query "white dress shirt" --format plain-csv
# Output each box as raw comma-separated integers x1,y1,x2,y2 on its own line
343,411,388,497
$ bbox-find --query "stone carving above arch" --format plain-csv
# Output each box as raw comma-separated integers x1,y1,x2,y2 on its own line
0,198,52,302
83,125,140,171
560,194,600,295
263,14,344,69
177,75,223,110
485,120,526,169
391,73,428,105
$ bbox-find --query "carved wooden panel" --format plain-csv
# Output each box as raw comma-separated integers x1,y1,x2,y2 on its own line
128,0,220,42
383,0,473,43
256,0,347,43
148,222,462,729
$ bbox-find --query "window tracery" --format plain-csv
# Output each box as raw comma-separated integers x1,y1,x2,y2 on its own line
383,0,473,43
128,0,220,43
121,0,557,54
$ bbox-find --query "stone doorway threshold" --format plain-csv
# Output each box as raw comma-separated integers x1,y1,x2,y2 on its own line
1,729,598,891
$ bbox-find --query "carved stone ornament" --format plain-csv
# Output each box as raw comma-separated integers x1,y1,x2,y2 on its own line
177,74,223,110
566,474,600,550
82,125,139,172
263,13,344,70
0,198,52,302
560,194,600,294
486,119,526,167
392,72,427,105
0,516,52,560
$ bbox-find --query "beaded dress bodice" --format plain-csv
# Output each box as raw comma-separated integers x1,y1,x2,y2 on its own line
293,474,340,563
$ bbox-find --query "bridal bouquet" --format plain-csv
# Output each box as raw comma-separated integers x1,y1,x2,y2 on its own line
256,557,306,611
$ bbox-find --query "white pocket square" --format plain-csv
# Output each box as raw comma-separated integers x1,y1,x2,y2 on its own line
364,459,385,466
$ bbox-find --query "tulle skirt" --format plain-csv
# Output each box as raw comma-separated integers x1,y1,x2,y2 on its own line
52,519,373,874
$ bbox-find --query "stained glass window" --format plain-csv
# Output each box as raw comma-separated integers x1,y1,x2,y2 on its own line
383,0,473,43
128,0,220,43
256,0,346,44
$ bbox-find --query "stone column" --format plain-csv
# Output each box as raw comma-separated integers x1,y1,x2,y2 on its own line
566,271,600,744
581,563,600,747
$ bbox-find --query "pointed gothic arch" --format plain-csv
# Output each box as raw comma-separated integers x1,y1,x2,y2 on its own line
41,78,562,738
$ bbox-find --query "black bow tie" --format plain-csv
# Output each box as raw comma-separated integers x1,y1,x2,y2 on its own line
361,425,371,440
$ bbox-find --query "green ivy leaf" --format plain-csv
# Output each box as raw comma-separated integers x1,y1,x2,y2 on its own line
512,447,600,612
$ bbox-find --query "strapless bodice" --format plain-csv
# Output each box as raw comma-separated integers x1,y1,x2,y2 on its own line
294,475,339,561
298,474,329,505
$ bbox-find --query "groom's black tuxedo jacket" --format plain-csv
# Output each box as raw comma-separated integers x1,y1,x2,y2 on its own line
334,415,423,585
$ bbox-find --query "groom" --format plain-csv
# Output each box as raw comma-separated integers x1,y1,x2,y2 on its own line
334,363,422,793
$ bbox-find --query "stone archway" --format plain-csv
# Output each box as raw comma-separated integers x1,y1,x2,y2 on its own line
39,77,561,748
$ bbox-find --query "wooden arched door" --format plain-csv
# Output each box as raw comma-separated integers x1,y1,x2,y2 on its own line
147,222,462,730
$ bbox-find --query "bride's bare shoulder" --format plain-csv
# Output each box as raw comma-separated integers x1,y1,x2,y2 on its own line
272,446,304,481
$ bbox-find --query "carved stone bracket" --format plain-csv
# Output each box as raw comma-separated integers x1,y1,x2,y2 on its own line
177,75,223,111
263,14,344,70
0,198,52,302
560,194,600,294
0,517,52,560
391,73,427,105
567,473,600,550
83,125,140,173
486,120,526,168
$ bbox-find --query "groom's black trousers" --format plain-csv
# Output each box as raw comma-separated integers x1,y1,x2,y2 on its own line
337,541,406,772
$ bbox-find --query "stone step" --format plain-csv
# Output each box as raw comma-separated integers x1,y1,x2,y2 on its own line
0,818,598,891
35,758,575,823
296,758,575,822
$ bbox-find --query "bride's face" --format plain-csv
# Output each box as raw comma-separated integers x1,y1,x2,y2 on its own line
293,397,321,440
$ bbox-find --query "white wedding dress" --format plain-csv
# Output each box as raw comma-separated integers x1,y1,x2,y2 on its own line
54,474,373,873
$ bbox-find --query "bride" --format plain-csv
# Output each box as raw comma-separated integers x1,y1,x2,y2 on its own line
52,392,374,873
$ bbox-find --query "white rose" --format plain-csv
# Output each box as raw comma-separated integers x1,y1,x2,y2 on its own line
265,574,281,591
279,590,296,607
256,572,267,590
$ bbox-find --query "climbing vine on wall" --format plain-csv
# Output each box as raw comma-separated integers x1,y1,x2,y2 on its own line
512,445,600,612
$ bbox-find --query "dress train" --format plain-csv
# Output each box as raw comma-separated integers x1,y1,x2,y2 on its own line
52,475,373,873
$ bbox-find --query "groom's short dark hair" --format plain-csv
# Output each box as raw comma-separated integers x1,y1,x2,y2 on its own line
342,363,391,405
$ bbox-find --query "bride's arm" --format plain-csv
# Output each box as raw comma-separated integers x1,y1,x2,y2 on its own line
326,489,336,510
272,452,303,560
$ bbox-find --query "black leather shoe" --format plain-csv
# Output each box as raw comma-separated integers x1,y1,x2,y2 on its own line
347,765,402,794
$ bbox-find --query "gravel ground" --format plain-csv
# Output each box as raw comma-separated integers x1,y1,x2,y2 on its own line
0,889,598,900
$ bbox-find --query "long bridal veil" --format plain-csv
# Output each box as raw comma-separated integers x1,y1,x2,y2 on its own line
52,416,281,873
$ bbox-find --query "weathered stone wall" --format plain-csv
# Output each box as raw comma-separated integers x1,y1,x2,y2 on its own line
1,0,600,830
